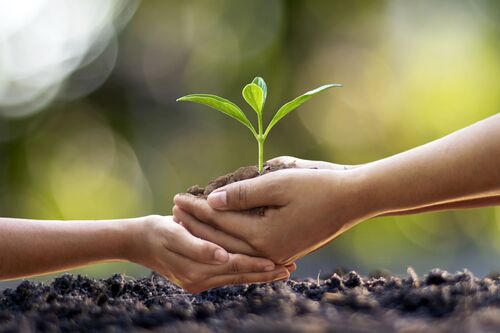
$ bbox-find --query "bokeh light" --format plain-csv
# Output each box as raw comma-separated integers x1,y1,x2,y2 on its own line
0,0,138,118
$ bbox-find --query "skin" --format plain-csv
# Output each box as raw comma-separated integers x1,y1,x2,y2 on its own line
0,215,293,293
173,114,500,265
268,156,500,215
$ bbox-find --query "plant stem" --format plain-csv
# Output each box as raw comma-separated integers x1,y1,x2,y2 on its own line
258,138,264,173
257,112,264,173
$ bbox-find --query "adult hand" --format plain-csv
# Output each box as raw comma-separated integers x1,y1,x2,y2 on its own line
173,168,374,265
126,215,292,293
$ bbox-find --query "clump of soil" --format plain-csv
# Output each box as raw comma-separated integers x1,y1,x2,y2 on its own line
1,269,499,332
186,161,294,215
187,161,293,198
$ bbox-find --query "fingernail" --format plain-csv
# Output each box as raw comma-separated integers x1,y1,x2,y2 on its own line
173,194,188,204
207,191,227,209
214,248,229,264
264,265,275,272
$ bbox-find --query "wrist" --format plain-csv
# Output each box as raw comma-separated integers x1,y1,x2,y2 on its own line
119,216,149,262
340,167,383,219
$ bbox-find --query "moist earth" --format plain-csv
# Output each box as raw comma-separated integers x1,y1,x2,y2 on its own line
187,162,293,197
1,269,500,332
186,161,294,215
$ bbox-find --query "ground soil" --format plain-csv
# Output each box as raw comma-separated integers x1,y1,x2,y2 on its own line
1,269,499,332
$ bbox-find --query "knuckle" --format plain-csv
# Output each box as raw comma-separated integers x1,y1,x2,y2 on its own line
228,183,248,210
147,214,163,221
197,242,214,262
163,229,178,247
231,275,246,286
239,183,248,210
267,180,284,201
205,207,218,223
227,260,240,274
168,220,182,232
276,156,293,164
172,207,185,222
198,241,212,255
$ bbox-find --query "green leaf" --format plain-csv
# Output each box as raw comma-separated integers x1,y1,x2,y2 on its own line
252,77,267,104
177,94,256,135
264,83,342,138
242,83,264,115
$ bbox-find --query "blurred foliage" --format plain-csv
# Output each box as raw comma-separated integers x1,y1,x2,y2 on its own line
0,0,499,282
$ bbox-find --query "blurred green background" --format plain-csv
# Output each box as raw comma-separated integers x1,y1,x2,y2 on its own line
0,0,499,287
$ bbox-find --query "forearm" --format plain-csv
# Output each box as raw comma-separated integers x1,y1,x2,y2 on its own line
0,217,136,280
378,195,500,216
354,114,500,215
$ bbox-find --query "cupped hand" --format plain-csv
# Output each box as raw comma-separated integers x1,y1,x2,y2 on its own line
173,168,374,266
126,215,292,293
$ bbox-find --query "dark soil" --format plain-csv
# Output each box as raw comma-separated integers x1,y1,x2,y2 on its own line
186,161,294,215
187,161,293,198
1,269,500,332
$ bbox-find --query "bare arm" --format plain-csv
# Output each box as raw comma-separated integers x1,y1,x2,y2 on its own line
0,217,131,280
272,140,500,216
378,195,500,216
358,114,500,215
0,216,289,292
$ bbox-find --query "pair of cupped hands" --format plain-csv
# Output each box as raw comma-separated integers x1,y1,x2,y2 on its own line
131,156,370,293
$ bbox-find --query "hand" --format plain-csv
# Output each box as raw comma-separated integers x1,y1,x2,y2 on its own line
268,155,359,171
125,215,292,293
173,168,374,265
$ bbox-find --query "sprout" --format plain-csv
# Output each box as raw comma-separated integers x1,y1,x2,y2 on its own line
177,77,341,173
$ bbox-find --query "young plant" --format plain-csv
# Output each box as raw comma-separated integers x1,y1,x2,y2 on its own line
177,77,341,173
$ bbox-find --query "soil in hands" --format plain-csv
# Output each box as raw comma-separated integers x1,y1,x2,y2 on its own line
186,161,294,215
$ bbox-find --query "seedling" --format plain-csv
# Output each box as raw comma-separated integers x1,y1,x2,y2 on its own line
177,77,341,173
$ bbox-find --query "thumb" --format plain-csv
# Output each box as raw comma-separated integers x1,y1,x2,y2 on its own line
207,174,287,211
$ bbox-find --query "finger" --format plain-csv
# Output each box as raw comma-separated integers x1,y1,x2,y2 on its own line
167,250,276,278
173,196,257,239
173,206,257,256
267,155,300,165
207,253,276,276
160,248,279,291
285,262,297,273
165,221,229,265
204,172,289,210
191,268,290,293
268,156,345,170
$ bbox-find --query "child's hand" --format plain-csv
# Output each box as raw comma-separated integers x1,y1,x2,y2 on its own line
173,168,374,266
125,215,291,293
